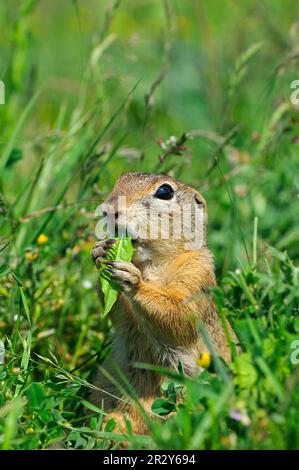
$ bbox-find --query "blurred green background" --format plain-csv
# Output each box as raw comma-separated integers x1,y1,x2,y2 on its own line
1,0,299,271
0,0,299,450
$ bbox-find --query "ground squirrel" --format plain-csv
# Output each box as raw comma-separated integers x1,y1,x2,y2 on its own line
91,172,237,434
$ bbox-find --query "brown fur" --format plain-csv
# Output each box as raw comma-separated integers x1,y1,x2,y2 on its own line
90,172,237,434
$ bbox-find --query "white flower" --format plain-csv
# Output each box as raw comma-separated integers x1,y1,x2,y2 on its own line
168,135,177,145
82,279,93,289
230,408,251,426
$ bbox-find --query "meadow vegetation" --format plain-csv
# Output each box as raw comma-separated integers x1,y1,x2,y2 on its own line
0,0,299,449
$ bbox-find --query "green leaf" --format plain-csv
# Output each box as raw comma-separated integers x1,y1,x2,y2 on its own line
294,316,299,333
99,238,133,316
105,417,117,432
151,398,176,416
160,380,183,402
231,353,258,388
80,398,107,415
1,398,25,450
0,264,10,277
0,368,7,380
25,382,46,411
5,148,22,168
19,287,31,328
0,87,42,176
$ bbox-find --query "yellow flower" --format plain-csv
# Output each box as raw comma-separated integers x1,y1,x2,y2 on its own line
26,427,34,434
25,250,39,261
196,352,211,368
37,233,49,244
55,298,65,309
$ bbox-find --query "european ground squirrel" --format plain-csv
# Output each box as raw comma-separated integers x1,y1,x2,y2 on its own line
91,172,237,434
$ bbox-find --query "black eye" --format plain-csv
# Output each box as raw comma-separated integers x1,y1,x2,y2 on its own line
154,184,174,200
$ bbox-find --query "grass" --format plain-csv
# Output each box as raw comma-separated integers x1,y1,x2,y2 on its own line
0,0,299,450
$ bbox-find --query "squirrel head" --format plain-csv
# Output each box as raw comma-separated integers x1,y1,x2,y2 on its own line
101,172,208,263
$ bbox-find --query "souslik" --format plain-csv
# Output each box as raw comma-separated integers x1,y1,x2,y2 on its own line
91,172,239,434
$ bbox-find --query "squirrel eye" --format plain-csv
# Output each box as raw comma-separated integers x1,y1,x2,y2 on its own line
154,184,174,200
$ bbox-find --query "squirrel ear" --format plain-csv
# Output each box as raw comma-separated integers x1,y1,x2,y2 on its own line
194,194,202,205
194,193,203,205
194,192,207,211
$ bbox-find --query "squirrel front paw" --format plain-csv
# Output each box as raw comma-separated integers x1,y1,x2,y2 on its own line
92,239,116,269
105,261,141,293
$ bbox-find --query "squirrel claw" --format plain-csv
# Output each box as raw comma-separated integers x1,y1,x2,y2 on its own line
92,239,116,266
107,261,141,292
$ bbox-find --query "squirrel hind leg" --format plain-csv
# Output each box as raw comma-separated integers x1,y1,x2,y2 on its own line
103,405,151,449
105,396,162,444
108,408,149,435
